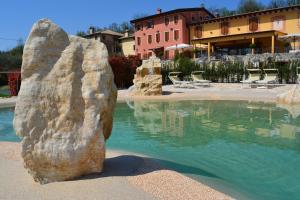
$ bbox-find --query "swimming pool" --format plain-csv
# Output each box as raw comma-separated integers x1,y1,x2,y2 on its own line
1,101,300,200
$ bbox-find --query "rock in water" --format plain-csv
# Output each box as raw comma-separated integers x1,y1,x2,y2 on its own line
132,56,162,96
277,85,300,105
13,19,117,183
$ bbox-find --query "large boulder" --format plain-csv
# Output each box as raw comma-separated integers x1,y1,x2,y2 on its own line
13,19,117,183
277,85,300,119
132,56,162,96
277,85,300,105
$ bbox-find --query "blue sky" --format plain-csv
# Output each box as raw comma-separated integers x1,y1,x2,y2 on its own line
0,0,271,51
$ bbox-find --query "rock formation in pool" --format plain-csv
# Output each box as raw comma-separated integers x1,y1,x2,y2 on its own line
13,19,117,184
132,56,162,96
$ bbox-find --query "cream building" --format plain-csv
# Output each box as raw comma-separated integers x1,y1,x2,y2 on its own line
119,31,135,57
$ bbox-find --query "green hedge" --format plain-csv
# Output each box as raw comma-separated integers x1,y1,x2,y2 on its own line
162,55,300,85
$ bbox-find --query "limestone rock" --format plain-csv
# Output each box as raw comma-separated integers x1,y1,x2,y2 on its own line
277,85,300,118
13,19,117,183
277,85,300,105
132,56,162,96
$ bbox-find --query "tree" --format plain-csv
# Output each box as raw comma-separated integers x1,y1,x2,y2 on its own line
132,13,149,20
76,31,86,37
237,0,265,13
268,0,288,8
286,0,300,5
0,44,23,70
209,6,236,17
119,21,134,32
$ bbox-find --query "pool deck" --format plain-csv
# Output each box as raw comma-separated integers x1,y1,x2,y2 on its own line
118,83,295,103
0,84,296,108
0,96,17,108
0,142,232,200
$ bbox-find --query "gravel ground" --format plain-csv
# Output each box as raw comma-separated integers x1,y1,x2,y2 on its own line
0,142,232,200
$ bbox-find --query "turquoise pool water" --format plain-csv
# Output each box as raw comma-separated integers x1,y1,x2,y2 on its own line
1,101,300,200
0,107,19,142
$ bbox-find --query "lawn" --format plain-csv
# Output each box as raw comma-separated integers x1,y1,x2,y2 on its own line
0,85,10,98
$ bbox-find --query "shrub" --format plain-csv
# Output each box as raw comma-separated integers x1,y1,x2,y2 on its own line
108,55,141,88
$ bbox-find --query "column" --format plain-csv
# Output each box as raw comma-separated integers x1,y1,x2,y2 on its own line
211,44,215,54
193,43,196,59
251,38,255,55
271,35,275,54
208,42,211,58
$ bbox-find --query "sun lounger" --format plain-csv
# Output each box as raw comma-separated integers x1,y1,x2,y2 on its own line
255,69,278,87
240,69,261,87
191,71,210,86
297,67,300,84
168,72,195,88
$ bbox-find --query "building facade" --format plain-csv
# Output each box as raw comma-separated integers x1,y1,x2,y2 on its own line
84,28,124,56
130,7,215,60
189,5,300,58
119,31,135,56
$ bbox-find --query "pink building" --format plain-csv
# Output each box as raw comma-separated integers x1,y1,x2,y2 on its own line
131,7,214,60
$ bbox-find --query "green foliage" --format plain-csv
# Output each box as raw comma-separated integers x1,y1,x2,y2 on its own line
76,31,86,37
132,13,149,20
0,93,10,98
0,44,23,71
268,0,289,8
162,57,299,85
238,0,265,13
249,43,256,49
209,7,236,17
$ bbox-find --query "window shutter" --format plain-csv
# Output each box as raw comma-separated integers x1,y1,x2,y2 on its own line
195,26,202,38
221,21,229,35
249,17,258,32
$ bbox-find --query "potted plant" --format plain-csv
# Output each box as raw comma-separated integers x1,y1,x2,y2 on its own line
249,43,256,49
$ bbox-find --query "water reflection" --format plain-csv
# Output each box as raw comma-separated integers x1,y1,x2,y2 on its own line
130,101,300,145
108,101,300,200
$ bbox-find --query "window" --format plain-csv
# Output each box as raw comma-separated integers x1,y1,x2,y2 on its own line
174,30,179,41
192,15,196,22
272,16,284,31
137,37,141,45
195,26,202,38
148,35,152,44
165,32,169,42
136,24,141,31
165,17,170,25
174,15,179,24
220,21,229,35
143,53,148,59
156,32,160,43
249,17,259,32
133,45,135,50
147,20,154,29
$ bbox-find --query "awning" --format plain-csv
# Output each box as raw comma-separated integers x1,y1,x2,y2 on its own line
191,30,286,44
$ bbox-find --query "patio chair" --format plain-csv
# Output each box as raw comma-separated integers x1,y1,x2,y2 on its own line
191,71,210,87
255,69,279,87
240,69,261,87
168,72,195,88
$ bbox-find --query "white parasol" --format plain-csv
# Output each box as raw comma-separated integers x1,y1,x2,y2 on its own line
165,43,193,51
278,34,300,50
